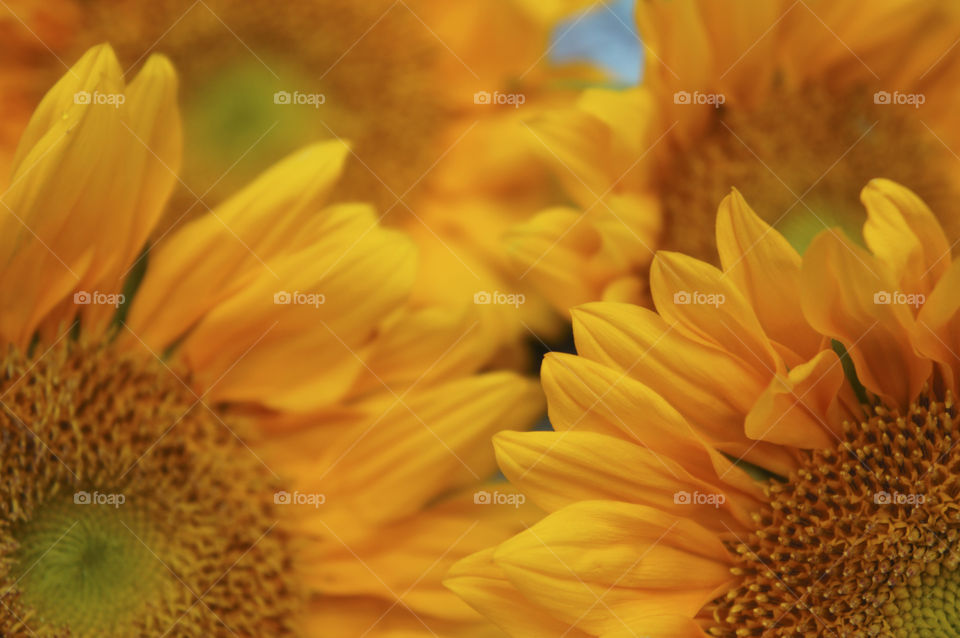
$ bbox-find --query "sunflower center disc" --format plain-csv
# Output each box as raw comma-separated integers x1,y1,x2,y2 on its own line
0,340,299,637
709,392,960,637
65,0,445,220
12,497,163,634
659,84,960,258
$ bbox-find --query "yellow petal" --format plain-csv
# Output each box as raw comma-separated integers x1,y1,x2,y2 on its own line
295,373,543,525
505,208,605,312
745,349,846,448
300,486,538,622
174,205,415,411
78,53,182,333
599,617,709,638
716,188,821,360
541,352,774,491
445,548,591,638
801,231,931,407
348,305,490,398
650,251,782,377
0,45,178,345
126,140,350,351
494,430,761,531
861,178,951,296
493,501,734,636
570,303,797,475
915,259,960,390
301,595,496,638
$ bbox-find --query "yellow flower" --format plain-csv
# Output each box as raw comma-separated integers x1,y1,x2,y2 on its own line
509,0,960,313
0,45,544,637
1,0,604,353
448,179,960,636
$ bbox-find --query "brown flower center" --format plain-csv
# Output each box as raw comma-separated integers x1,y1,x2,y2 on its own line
659,84,960,258
0,339,299,637
709,392,960,637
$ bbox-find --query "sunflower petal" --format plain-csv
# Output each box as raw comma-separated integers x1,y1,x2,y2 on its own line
173,205,415,411
716,188,821,360
0,45,178,345
300,373,543,524
541,352,777,488
126,140,350,351
650,251,782,376
861,178,950,296
494,430,760,531
570,303,797,474
445,548,590,638
745,348,846,448
801,231,930,407
493,501,735,636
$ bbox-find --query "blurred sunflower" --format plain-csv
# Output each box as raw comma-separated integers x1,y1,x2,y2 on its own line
1,0,606,356
449,179,960,636
510,0,960,313
0,45,544,637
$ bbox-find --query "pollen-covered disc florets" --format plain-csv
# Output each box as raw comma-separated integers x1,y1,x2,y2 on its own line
0,339,300,637
710,392,960,637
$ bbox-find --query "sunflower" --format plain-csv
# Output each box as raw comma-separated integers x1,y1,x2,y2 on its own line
1,0,605,355
448,178,960,636
0,45,546,637
509,0,960,313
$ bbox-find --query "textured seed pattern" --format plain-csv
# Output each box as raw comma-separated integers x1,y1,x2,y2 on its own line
710,393,960,637
0,340,300,637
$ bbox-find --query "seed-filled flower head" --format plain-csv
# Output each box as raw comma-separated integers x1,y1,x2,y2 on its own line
508,0,960,314
0,45,544,637
449,178,960,637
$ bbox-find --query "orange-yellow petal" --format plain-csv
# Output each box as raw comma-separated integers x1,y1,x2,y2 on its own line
716,188,821,361
494,430,760,531
493,501,735,636
861,178,951,296
445,548,590,638
801,230,930,407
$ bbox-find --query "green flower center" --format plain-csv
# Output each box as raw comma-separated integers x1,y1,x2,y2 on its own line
12,497,164,634
893,565,960,635
0,340,300,637
183,61,324,207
